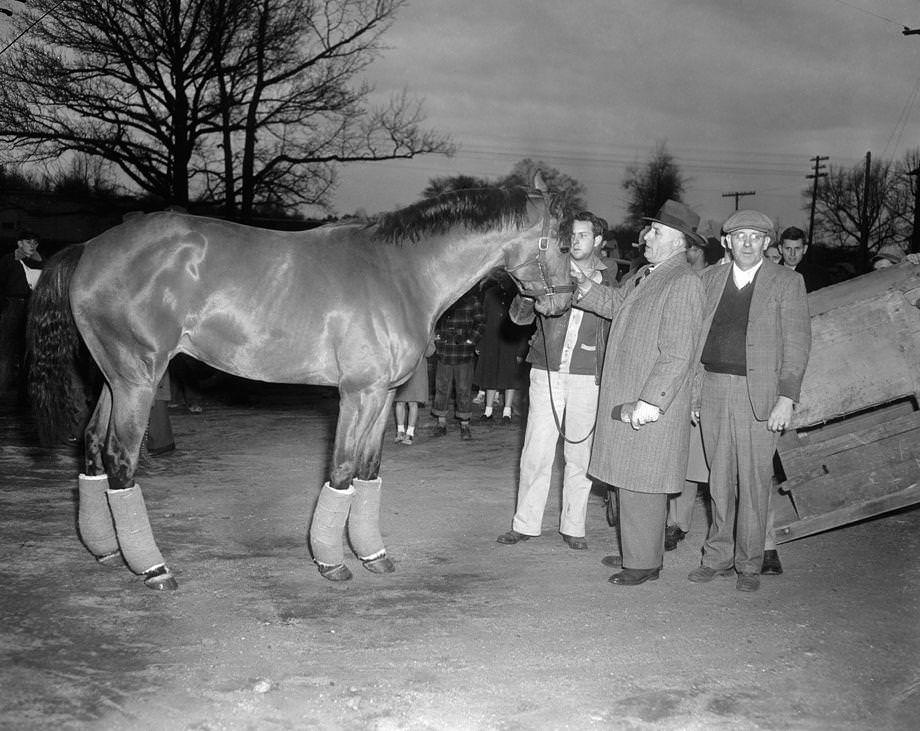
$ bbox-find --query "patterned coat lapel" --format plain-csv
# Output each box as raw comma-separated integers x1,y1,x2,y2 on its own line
748,261,777,323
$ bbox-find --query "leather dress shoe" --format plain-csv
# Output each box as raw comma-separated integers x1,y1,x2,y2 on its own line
664,524,687,551
434,423,447,437
561,533,588,550
496,529,531,544
687,565,734,583
736,573,761,592
609,567,660,586
761,549,783,575
601,554,622,568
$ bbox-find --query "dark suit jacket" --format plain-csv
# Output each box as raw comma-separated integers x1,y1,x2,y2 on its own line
695,261,811,420
791,260,828,292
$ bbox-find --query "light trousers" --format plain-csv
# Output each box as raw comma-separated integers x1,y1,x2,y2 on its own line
511,368,598,537
700,372,778,575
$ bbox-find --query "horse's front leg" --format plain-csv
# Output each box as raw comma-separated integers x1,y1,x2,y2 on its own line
348,388,397,575
309,386,395,581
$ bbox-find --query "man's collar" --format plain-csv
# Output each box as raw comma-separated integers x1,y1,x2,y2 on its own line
732,259,764,287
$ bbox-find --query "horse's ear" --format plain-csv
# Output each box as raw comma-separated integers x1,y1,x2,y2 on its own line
533,171,548,194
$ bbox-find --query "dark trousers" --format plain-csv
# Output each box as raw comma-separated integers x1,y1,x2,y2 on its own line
618,488,668,570
431,359,474,421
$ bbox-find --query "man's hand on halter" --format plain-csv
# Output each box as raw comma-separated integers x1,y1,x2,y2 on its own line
569,260,591,297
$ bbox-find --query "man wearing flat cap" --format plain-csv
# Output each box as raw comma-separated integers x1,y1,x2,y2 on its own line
572,200,705,586
688,210,811,592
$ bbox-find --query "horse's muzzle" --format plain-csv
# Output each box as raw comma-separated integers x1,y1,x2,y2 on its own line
534,291,573,316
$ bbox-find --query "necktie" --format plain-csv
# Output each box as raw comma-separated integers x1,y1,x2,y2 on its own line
634,266,650,288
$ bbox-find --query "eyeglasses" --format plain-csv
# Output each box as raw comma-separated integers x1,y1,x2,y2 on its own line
729,231,767,245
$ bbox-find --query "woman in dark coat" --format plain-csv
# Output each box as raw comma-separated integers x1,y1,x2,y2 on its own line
474,272,533,423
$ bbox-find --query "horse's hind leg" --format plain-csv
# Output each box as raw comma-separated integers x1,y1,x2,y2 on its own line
76,387,121,565
103,381,177,590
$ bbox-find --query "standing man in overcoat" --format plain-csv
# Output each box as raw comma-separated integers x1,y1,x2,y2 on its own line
573,200,705,586
689,210,811,592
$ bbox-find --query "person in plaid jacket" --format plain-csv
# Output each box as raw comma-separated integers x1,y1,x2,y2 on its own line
431,287,485,440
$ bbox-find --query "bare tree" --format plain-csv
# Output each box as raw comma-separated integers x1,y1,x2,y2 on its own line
621,141,685,230
0,0,454,219
812,156,908,268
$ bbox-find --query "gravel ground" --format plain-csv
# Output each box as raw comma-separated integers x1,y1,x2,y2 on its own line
1,384,918,730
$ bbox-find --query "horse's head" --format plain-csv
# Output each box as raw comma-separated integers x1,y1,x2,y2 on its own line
504,172,574,316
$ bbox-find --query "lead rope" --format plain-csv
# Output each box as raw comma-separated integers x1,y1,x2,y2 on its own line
536,316,596,445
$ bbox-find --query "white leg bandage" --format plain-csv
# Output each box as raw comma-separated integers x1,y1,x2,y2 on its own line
348,477,386,562
106,484,166,576
77,474,119,560
309,483,354,577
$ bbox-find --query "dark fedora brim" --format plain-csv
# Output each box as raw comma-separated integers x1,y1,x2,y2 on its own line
643,214,705,247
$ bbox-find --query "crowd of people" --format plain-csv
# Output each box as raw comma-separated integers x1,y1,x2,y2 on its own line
490,203,919,594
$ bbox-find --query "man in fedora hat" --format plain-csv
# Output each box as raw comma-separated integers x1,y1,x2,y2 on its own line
572,200,705,586
688,209,811,592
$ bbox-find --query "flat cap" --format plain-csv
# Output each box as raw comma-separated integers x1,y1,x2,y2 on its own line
723,210,774,234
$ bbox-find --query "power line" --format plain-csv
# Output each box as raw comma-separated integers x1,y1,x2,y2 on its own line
827,0,899,26
722,191,756,211
0,1,63,58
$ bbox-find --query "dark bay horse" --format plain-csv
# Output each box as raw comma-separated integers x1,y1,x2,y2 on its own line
27,175,573,590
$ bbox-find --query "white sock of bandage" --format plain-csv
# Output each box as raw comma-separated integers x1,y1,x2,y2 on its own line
106,484,166,575
77,474,119,559
348,477,386,562
309,483,354,570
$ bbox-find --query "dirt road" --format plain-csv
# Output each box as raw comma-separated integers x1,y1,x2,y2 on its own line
1,385,917,730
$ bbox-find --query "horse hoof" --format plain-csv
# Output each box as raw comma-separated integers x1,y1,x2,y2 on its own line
362,555,395,574
317,563,352,581
144,566,178,591
96,551,124,567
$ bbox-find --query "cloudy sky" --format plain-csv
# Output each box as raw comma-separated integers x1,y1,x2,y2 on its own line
335,0,920,230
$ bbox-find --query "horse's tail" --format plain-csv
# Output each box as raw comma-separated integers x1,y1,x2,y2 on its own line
26,244,89,445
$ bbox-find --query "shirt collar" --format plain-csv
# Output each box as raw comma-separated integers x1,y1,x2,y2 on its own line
732,259,763,288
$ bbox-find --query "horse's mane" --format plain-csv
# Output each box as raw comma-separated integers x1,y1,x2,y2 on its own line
375,185,535,244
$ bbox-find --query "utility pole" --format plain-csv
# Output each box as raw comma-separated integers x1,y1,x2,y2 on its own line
806,155,828,246
722,190,755,211
860,151,872,272
903,29,920,252
909,167,920,254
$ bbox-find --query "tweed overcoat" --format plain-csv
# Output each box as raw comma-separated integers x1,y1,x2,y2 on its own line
576,253,704,494
693,260,811,419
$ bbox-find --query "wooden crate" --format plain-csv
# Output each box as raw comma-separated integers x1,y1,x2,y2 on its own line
773,262,920,542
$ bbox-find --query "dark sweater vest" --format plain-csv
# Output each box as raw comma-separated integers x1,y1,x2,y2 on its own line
701,272,757,376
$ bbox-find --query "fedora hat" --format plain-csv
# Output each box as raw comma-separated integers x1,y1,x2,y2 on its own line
643,200,705,246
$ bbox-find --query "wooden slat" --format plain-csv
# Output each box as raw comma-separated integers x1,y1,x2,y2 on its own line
785,398,915,450
778,413,920,486
774,482,920,544
786,451,920,517
805,262,920,315
792,290,920,428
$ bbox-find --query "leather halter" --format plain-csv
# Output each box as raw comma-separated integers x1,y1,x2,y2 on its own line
505,193,576,299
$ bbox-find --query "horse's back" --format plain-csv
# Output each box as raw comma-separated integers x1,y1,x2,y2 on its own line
71,213,426,386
